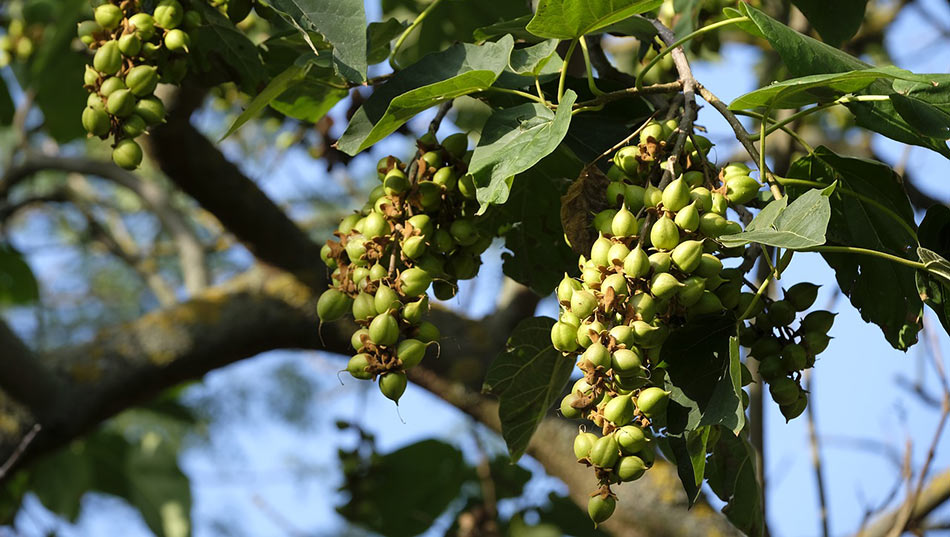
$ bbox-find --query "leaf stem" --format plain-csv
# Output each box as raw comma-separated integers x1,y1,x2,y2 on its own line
389,0,446,70
578,35,604,97
535,77,547,106
557,38,578,104
635,16,749,91
764,95,892,136
483,86,552,106
804,245,926,271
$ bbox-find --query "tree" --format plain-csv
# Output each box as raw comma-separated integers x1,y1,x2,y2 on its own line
0,0,948,536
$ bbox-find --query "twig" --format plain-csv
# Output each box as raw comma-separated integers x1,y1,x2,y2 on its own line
573,81,684,108
0,424,41,482
429,101,453,136
805,370,831,537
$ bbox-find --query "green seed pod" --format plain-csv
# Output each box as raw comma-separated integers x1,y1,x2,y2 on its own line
94,3,124,30
590,434,620,468
401,236,427,260
99,76,127,97
450,219,479,246
576,320,605,348
557,274,582,303
447,253,478,280
695,254,723,278
650,215,680,250
678,276,706,306
433,166,457,191
573,432,598,459
128,13,155,39
781,343,807,371
77,20,100,46
630,292,656,322
636,387,670,418
802,331,831,355
583,342,611,369
592,209,617,235
344,236,368,266
715,280,741,310
582,265,603,288
337,213,361,235
801,310,836,333
350,328,369,351
154,0,185,29
785,282,820,311
112,139,143,170
612,348,643,376
560,393,583,419
381,168,408,195
722,220,742,236
607,243,631,266
82,106,111,137
84,65,100,86
379,371,408,402
616,425,647,454
125,65,159,96
604,394,635,426
184,9,202,28
588,495,616,526
780,393,808,421
589,234,612,267
346,354,373,380
403,296,429,325
611,205,639,237
440,132,468,158
769,376,800,405
421,150,442,168
415,254,446,279
674,202,700,232
93,40,122,75
767,300,796,326
602,273,628,297
317,288,352,322
617,455,647,482
405,214,433,239
106,89,136,118
570,290,598,319
121,114,147,138
560,311,580,328
398,267,432,297
648,252,671,274
637,444,656,468
457,174,476,199
352,267,371,290
687,291,724,318
164,28,191,52
415,321,440,343
735,292,764,318
631,320,668,348
644,184,663,208
134,97,165,125
689,187,713,212
710,192,728,215
551,321,580,352
661,178,691,212
723,162,751,177
698,212,727,238
640,121,665,142
397,339,427,369
623,246,650,279
606,181,626,206
369,312,399,346
374,285,401,315
683,170,705,187
615,146,639,176
651,272,683,299
606,163,630,182
671,240,703,273
725,175,761,205
352,292,376,321
750,337,782,358
321,244,338,270
431,229,455,254
118,33,142,57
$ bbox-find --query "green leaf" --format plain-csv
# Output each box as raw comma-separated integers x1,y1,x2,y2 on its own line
719,187,833,249
916,205,950,337
672,0,703,38
124,434,192,537
30,443,95,521
366,18,406,65
706,432,765,537
483,317,575,461
790,0,868,47
474,15,540,43
508,40,561,76
270,78,348,123
221,60,311,140
730,67,918,111
0,244,39,306
600,15,657,41
890,94,950,140
268,0,367,82
0,76,12,126
662,312,744,436
785,146,921,350
190,3,266,90
919,248,950,287
526,0,663,39
337,36,515,155
665,426,710,506
470,90,576,211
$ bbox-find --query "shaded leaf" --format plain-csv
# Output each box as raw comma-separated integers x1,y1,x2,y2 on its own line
483,317,575,461
269,0,367,82
890,94,950,140
221,60,311,140
508,40,560,76
706,432,764,537
917,205,950,337
665,426,710,506
790,0,868,47
0,244,39,306
719,187,833,250
337,36,514,155
366,18,406,65
474,15,542,43
730,67,919,111
526,0,663,39
190,3,265,90
672,0,703,38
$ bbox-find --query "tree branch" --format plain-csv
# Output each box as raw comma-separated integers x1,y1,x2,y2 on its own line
857,470,950,537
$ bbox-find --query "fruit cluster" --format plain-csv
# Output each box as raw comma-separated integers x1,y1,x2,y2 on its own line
78,0,197,170
0,10,39,67
318,134,490,403
551,119,757,525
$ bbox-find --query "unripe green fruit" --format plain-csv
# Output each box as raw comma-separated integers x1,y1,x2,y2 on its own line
440,132,467,158
651,272,683,299
317,288,352,322
698,212,727,238
581,265,602,288
570,290,598,319
611,205,639,237
588,495,616,526
77,20,100,46
369,313,400,346
722,220,742,236
405,215,433,239
602,273,628,297
344,236,367,266
118,33,142,57
121,114,147,138
750,337,781,358
648,252,671,274
560,311,580,328
415,254,446,278
164,29,191,52
736,292,764,318
560,393,583,419
457,173,476,199
84,65,100,86
679,276,706,306
397,338,427,369
781,343,807,371
403,296,428,325
93,40,122,75
616,425,647,454
183,10,202,29
106,89,136,118
551,321,579,352
583,342,611,369
82,106,111,137
801,310,836,333
636,387,670,418
352,292,376,321
631,320,668,348
577,320,605,348
674,202,700,232
99,76,127,97
606,181,626,206
94,4,123,30
695,254,723,278
604,394,635,426
415,321,440,343
134,97,165,125
607,163,629,182
617,455,647,482
623,246,650,279
661,178,691,212
663,118,678,138
338,213,361,235
608,325,635,348
769,376,800,406
431,229,455,254
785,282,820,311
380,168,408,195
398,267,432,297
683,170,705,187
640,122,665,142
154,0,185,29
126,65,159,97
590,234,612,267
557,274,581,303
650,215,680,250
767,300,796,326
803,331,831,355
352,267,371,289
347,354,373,380
644,185,662,207
447,253,478,280
379,371,407,402
374,285,400,315
688,291,724,318
780,394,807,421
615,146,639,176
112,139,143,170
593,209,616,235
612,348,643,376
725,175,761,205
129,13,155,39
711,192,728,215
433,166,457,191
723,162,751,177
401,235,427,260
689,187,713,212
421,150,442,168
716,281,742,310
624,184,646,212
449,219,478,246
351,328,369,351
590,434,620,468
573,432,598,459
630,292,656,322
142,42,161,59
671,240,703,273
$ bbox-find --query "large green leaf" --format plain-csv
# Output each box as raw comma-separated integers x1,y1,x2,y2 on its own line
719,187,833,250
0,244,39,306
190,3,266,90
508,40,561,76
337,36,514,155
470,90,576,211
268,0,367,82
916,205,950,337
366,18,406,65
483,317,575,462
270,78,348,123
706,432,764,537
125,434,192,537
790,0,868,47
221,59,311,140
665,426,710,506
526,0,663,39
890,94,950,140
785,147,921,350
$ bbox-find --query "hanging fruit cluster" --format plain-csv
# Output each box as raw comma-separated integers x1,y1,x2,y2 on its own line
78,0,198,170
0,6,40,67
318,133,491,403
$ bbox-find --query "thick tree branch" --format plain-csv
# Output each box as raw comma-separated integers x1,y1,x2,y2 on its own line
0,320,63,423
